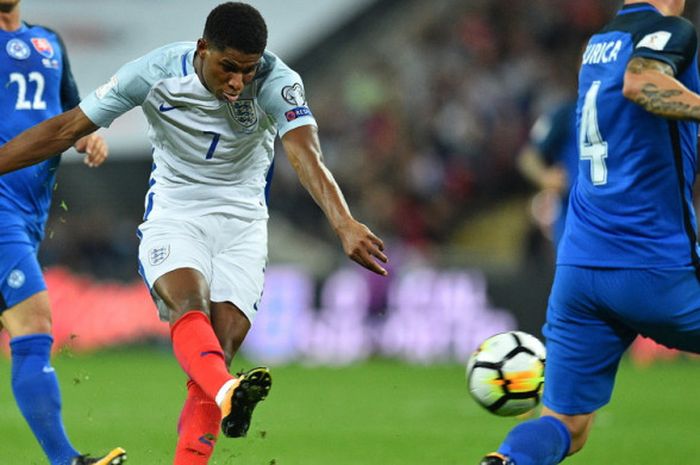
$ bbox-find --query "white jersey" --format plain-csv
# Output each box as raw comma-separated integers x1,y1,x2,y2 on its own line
80,42,317,220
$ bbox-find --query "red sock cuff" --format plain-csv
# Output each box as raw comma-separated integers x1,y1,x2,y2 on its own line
171,311,213,342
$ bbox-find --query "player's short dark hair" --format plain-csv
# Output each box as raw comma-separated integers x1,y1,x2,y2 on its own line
204,2,268,54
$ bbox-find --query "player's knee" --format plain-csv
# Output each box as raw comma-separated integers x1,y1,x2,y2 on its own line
1,308,52,337
17,317,52,336
168,299,211,323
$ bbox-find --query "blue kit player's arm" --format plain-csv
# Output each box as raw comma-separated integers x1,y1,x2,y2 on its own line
622,17,700,119
517,106,571,192
0,108,99,174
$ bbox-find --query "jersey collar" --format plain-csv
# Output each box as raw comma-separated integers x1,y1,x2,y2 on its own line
181,48,195,77
618,2,660,15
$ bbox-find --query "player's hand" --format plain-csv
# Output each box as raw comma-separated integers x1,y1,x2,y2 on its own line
74,133,108,168
337,219,388,276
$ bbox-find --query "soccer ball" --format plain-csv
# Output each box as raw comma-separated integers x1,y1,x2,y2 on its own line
466,331,546,417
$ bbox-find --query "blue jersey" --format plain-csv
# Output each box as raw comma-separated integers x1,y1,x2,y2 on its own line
0,23,80,244
558,3,700,268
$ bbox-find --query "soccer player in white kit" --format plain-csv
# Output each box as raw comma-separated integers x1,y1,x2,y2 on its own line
0,3,389,463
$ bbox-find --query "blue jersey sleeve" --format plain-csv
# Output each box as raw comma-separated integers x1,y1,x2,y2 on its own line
54,31,80,111
632,16,697,75
40,27,81,111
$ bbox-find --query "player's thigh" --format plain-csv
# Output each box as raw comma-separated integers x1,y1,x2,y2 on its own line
609,267,700,353
0,243,50,335
138,218,214,320
210,217,267,324
543,265,636,415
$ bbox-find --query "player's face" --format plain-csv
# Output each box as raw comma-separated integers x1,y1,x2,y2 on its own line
196,39,261,103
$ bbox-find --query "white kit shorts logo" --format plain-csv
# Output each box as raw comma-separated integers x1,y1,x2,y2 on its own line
149,245,171,266
7,269,25,289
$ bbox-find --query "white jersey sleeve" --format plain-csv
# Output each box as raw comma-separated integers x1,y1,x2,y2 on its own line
257,52,317,137
80,42,195,127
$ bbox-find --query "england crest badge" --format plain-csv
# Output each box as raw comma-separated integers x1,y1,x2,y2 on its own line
230,99,258,128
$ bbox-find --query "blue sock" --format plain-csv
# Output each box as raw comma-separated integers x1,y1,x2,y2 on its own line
498,416,571,465
11,334,79,465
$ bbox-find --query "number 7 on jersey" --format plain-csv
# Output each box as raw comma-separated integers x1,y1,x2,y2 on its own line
203,131,221,160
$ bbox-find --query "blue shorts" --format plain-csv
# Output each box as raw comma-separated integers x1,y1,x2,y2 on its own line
543,265,700,415
0,241,46,313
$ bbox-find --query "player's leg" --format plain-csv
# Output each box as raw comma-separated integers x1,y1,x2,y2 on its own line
153,267,236,402
0,245,126,465
173,302,252,464
1,290,81,465
211,302,270,438
480,410,593,465
138,218,236,403
479,265,636,465
209,216,271,438
139,218,243,465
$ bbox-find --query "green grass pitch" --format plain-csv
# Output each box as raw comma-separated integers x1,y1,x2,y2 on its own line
0,346,698,464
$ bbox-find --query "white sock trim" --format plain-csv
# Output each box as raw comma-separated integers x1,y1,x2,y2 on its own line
215,379,236,406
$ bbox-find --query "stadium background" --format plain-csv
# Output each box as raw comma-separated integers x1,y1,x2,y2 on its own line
2,1,700,464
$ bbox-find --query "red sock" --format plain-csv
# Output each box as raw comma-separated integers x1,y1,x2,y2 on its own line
174,380,220,465
170,311,234,401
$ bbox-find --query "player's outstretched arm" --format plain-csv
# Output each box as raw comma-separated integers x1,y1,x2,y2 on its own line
281,125,388,276
0,107,99,175
623,56,700,120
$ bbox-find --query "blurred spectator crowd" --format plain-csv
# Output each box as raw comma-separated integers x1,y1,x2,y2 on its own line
271,0,616,260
